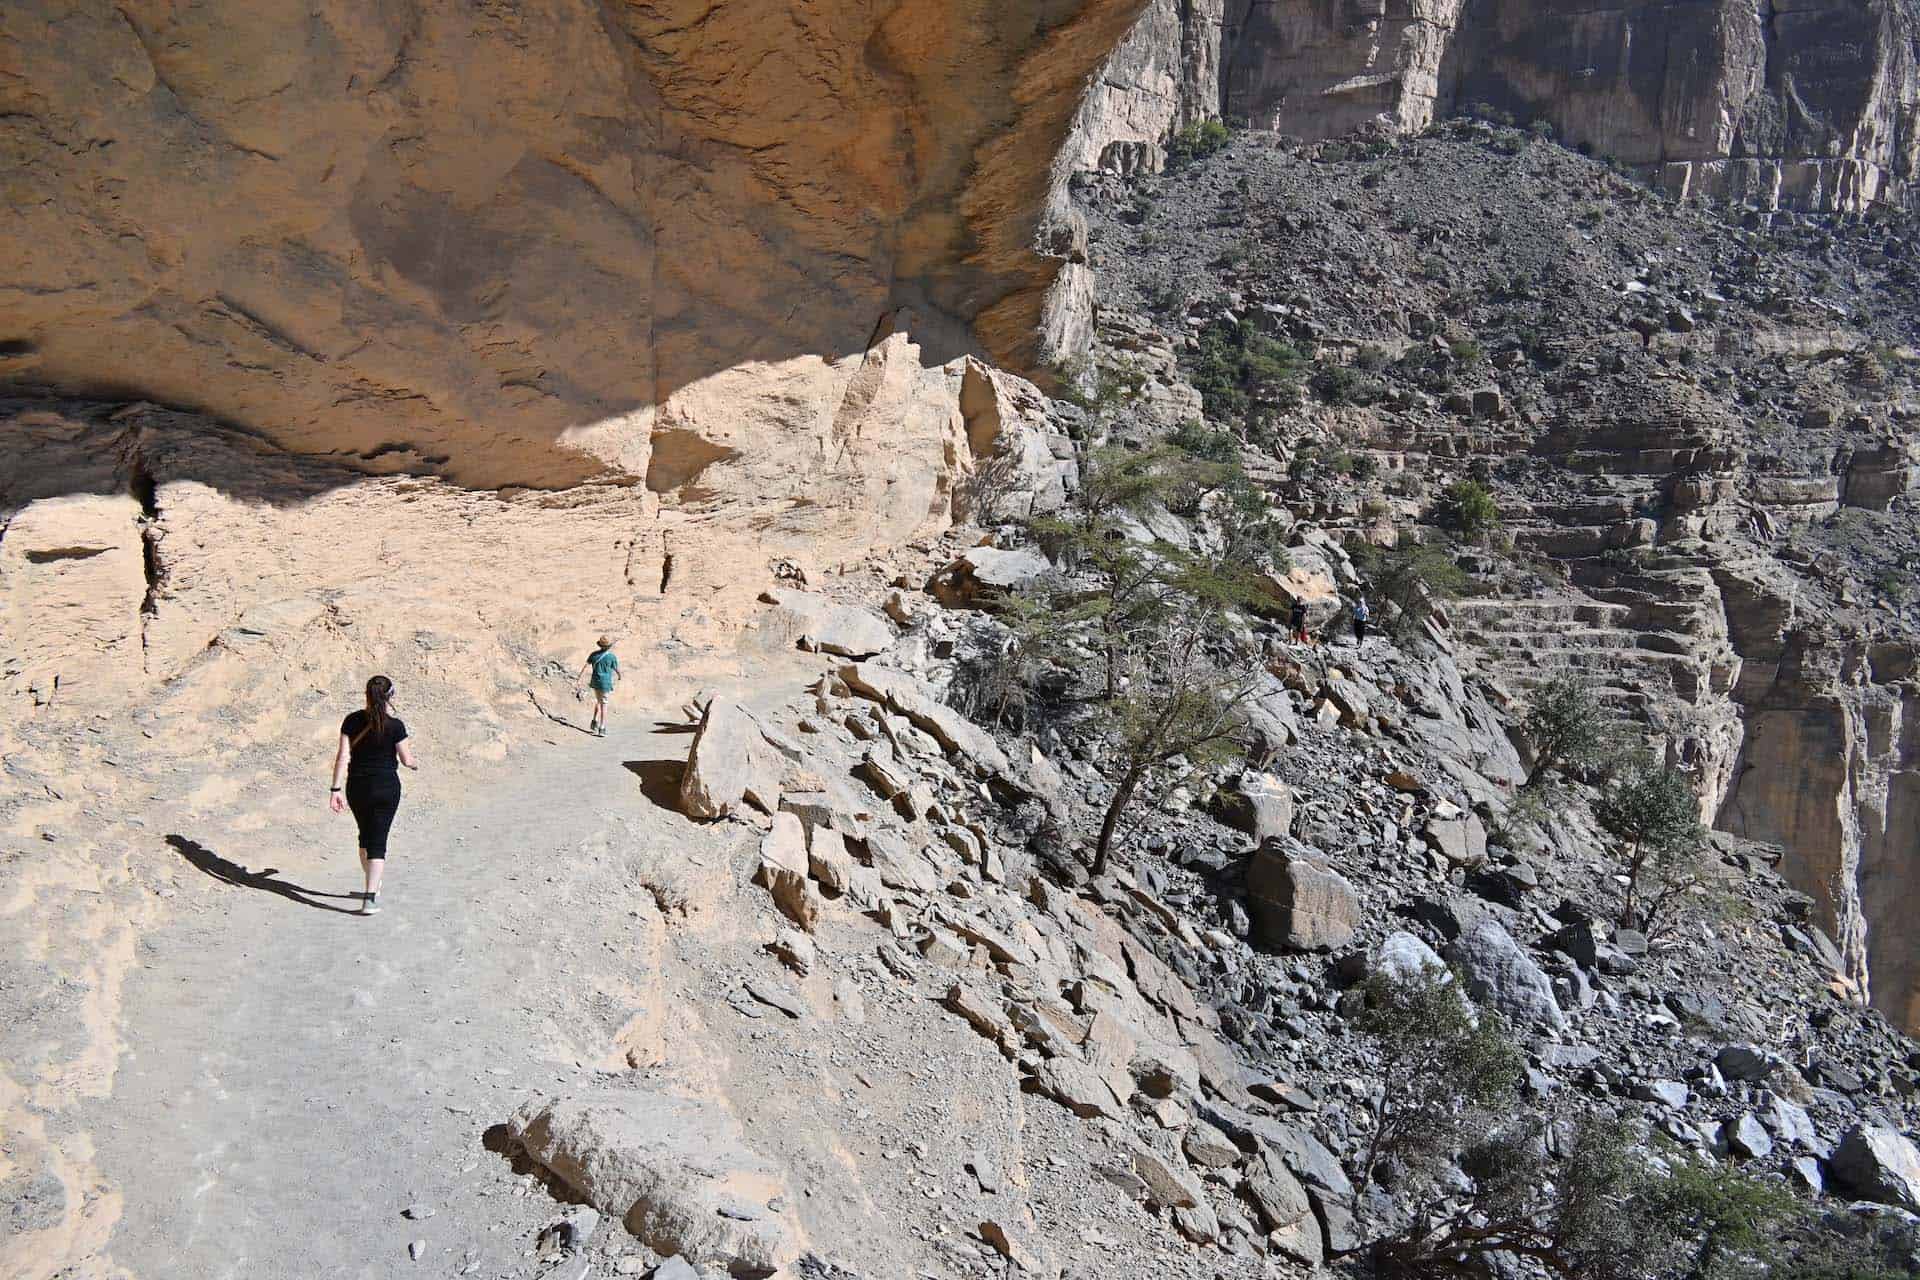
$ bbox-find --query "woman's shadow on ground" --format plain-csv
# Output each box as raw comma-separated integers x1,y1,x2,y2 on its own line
166,835,364,914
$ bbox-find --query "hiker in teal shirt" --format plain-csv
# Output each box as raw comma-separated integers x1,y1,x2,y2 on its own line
576,636,620,737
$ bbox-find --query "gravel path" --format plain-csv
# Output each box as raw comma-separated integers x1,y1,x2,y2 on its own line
84,698,739,1279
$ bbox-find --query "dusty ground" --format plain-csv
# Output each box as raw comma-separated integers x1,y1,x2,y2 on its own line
8,630,1272,1280
80,696,751,1279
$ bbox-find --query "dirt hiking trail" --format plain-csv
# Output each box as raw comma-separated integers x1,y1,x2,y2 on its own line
82,694,765,1280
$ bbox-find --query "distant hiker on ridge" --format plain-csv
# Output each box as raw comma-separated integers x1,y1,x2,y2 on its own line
1290,597,1311,646
327,674,418,916
577,635,620,737
1352,590,1371,644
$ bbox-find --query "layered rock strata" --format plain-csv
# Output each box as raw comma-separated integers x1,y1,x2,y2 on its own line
1084,0,1920,212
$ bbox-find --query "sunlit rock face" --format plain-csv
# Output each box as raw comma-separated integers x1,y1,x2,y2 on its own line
0,0,1146,489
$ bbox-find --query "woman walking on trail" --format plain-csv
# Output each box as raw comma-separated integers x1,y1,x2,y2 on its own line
577,636,620,737
1290,598,1311,646
1352,591,1371,644
327,675,417,915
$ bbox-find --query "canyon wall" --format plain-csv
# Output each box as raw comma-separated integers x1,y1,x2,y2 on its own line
7,0,1919,1025
1086,0,1920,212
7,0,1916,499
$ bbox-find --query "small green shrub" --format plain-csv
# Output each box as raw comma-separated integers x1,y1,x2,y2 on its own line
1310,363,1385,406
1166,118,1231,167
1169,420,1239,464
1438,479,1501,536
1185,318,1305,429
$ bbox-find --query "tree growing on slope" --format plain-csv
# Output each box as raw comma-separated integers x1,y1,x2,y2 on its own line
1593,753,1705,931
1087,613,1254,876
1349,963,1523,1222
1521,674,1610,786
1350,541,1471,642
1021,440,1280,875
1349,965,1901,1279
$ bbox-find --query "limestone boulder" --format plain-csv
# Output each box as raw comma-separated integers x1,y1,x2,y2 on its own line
1128,1143,1204,1209
507,1091,800,1275
926,546,1052,609
805,826,856,897
753,813,819,932
1257,544,1340,624
680,701,797,820
1375,931,1447,984
955,359,1076,521
1830,1125,1920,1209
839,663,1015,782
1445,919,1563,1028
1245,844,1359,952
1210,773,1295,845
1244,1148,1323,1264
1426,812,1488,866
760,588,893,658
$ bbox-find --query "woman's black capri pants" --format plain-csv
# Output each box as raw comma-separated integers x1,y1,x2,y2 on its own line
344,773,403,859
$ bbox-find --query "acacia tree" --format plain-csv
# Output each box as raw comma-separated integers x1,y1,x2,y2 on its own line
1350,971,1907,1279
1522,675,1610,786
1365,1116,1657,1280
1088,615,1254,876
1350,541,1469,642
1349,963,1523,1224
1016,440,1284,877
1032,443,1230,698
1593,754,1704,930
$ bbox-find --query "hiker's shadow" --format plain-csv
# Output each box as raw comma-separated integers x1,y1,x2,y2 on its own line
166,835,363,914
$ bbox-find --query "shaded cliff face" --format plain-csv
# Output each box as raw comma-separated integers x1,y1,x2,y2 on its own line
0,0,1143,489
1092,0,1920,212
1448,0,1920,209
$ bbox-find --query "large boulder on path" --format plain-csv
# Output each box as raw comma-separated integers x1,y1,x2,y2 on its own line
1445,918,1563,1028
506,1090,801,1276
1245,843,1359,952
759,587,893,658
679,701,799,820
1830,1125,1920,1208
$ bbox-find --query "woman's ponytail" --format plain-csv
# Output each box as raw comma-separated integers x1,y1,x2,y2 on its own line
355,675,394,746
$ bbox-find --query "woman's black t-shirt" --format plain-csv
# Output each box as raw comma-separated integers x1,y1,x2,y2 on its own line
341,711,408,777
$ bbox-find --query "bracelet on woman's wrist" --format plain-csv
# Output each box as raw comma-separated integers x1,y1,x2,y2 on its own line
330,786,342,792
